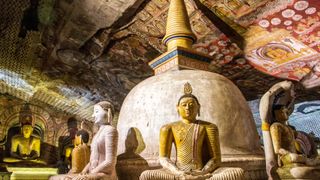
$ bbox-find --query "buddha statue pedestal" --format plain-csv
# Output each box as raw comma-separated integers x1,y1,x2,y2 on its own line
6,167,57,180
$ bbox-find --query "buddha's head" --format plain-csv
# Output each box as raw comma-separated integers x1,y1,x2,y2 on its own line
272,85,295,123
74,129,89,146
177,83,200,123
92,101,114,125
21,124,33,138
273,105,289,123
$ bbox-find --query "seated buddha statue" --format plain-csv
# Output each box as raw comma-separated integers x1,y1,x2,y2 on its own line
5,123,41,163
50,101,118,180
140,83,244,180
68,128,90,174
260,81,320,179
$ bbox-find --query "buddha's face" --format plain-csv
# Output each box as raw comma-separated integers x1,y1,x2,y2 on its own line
92,105,107,125
74,135,82,146
177,97,199,122
22,125,33,138
274,107,289,123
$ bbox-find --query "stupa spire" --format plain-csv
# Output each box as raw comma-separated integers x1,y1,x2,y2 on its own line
162,0,196,50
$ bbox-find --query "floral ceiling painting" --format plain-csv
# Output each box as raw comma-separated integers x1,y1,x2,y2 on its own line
244,0,320,88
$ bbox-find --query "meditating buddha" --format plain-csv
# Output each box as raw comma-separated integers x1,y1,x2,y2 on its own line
260,81,320,179
9,123,41,162
69,128,90,174
140,83,244,180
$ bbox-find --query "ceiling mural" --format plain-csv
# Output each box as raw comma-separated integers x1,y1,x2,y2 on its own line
245,0,320,88
0,0,320,122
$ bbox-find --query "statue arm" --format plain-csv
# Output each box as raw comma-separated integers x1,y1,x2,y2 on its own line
90,128,118,174
29,138,40,159
202,124,221,173
80,162,90,174
10,136,21,158
159,125,184,175
270,124,293,157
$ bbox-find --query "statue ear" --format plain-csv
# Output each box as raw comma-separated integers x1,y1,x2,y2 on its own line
176,105,180,115
80,135,83,144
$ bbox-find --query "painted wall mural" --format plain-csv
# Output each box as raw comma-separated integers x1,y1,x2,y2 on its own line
245,0,320,88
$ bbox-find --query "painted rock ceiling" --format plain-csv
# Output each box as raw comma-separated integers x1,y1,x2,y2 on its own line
0,0,319,121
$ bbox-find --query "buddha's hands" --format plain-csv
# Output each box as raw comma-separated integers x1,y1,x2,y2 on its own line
288,153,306,163
79,169,88,175
177,171,211,180
187,169,210,176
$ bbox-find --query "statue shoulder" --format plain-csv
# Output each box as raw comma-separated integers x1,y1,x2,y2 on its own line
12,134,20,140
12,134,23,141
197,120,218,129
31,135,41,141
270,122,283,127
270,122,284,131
102,125,118,134
160,122,179,132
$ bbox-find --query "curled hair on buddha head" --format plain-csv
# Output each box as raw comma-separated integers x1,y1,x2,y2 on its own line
96,101,114,125
177,82,201,116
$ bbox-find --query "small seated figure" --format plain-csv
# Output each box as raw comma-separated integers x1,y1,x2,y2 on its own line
140,83,244,180
260,81,320,179
5,123,41,163
69,128,90,174
50,101,118,180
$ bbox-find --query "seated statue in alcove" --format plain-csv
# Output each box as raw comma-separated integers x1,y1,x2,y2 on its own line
140,83,244,180
4,123,41,163
260,81,320,179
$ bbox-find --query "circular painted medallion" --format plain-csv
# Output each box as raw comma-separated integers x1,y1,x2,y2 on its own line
294,1,309,11
292,14,303,21
259,19,270,28
282,9,295,18
305,7,316,15
271,18,281,25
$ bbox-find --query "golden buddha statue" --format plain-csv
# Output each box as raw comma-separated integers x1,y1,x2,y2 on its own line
260,81,320,179
68,128,90,174
140,83,244,180
7,123,41,162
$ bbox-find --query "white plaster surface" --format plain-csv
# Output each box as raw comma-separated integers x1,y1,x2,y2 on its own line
117,70,263,162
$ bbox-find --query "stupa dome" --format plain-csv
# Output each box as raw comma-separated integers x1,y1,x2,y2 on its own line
117,70,263,164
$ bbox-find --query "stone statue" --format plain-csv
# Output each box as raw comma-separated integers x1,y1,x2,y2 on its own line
260,81,320,179
140,83,244,180
69,128,90,174
50,101,118,180
8,123,41,162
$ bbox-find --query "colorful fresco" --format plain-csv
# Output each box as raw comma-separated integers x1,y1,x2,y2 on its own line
245,0,320,88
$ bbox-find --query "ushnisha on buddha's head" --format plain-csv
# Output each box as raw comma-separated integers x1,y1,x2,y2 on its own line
92,101,114,125
21,123,34,139
176,82,200,123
